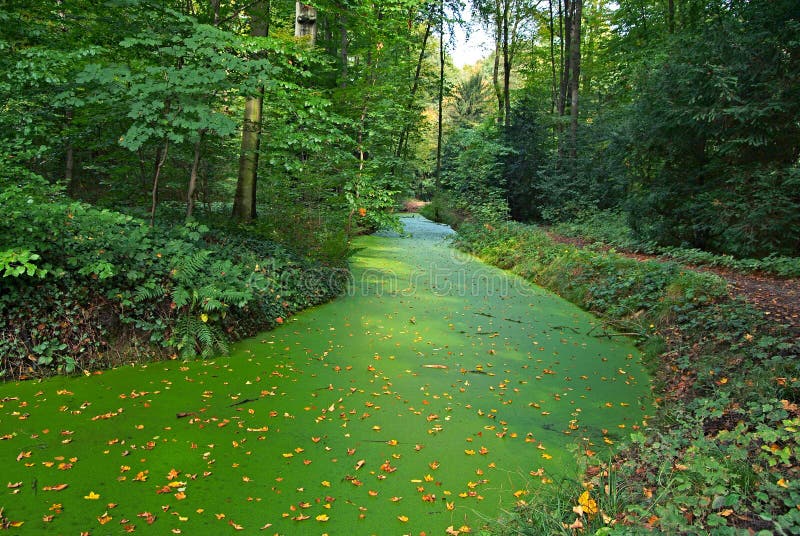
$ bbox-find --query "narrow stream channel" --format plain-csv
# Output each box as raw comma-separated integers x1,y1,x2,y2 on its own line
0,215,650,535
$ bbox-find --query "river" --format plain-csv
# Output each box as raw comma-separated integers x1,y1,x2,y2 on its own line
0,214,650,534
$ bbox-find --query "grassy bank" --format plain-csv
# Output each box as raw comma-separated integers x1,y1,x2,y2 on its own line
1,164,347,379
551,210,800,279
453,221,800,535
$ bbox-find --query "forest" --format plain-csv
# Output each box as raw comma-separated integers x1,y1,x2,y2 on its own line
1,0,799,534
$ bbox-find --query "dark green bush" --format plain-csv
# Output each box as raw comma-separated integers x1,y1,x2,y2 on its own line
0,161,346,378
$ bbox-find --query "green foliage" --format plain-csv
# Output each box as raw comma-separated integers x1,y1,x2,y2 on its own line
454,220,800,534
428,123,512,225
616,0,800,257
502,94,548,221
0,162,345,377
552,210,800,278
478,0,800,259
0,249,47,279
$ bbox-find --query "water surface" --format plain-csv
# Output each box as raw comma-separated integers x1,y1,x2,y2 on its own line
0,215,650,534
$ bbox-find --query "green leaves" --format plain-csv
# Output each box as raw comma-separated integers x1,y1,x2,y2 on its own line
0,249,47,279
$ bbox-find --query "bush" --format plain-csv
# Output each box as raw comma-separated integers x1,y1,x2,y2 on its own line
0,161,346,378
552,209,800,278
424,123,511,227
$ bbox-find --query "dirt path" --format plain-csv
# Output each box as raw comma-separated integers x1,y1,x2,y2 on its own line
545,232,800,334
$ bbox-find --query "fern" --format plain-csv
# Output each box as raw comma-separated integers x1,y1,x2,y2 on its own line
171,314,228,358
172,286,191,309
171,250,211,284
134,280,166,302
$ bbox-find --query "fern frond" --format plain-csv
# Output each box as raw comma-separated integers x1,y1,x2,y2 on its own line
134,281,166,303
172,250,211,283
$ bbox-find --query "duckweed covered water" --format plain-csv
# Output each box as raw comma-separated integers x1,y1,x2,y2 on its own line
0,215,651,534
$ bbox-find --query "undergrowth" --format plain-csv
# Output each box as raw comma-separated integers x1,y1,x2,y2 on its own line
454,221,800,535
551,210,800,278
0,162,347,378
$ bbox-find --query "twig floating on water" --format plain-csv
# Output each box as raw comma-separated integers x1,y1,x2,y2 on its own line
228,397,258,407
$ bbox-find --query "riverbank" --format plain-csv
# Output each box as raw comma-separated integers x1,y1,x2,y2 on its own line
453,221,800,534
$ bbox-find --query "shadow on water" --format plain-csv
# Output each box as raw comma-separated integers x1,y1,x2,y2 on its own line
0,214,651,534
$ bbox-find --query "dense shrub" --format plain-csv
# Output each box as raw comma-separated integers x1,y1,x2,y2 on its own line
421,123,511,227
552,209,800,278
0,161,346,378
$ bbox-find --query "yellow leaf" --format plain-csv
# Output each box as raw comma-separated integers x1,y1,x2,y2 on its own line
200,314,208,323
84,491,101,500
397,515,409,522
315,514,329,522
578,490,598,516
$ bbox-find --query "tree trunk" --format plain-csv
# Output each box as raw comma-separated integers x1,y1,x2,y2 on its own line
295,2,317,42
340,13,348,87
186,132,204,219
492,0,504,124
232,1,270,222
210,0,220,25
150,140,169,227
548,0,558,114
668,0,675,33
396,20,431,158
501,0,511,128
569,0,582,166
64,108,75,191
436,0,445,187
557,0,571,118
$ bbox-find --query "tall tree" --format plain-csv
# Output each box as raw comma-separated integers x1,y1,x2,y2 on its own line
232,1,270,222
436,0,446,186
295,2,318,40
473,0,536,126
568,0,582,164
